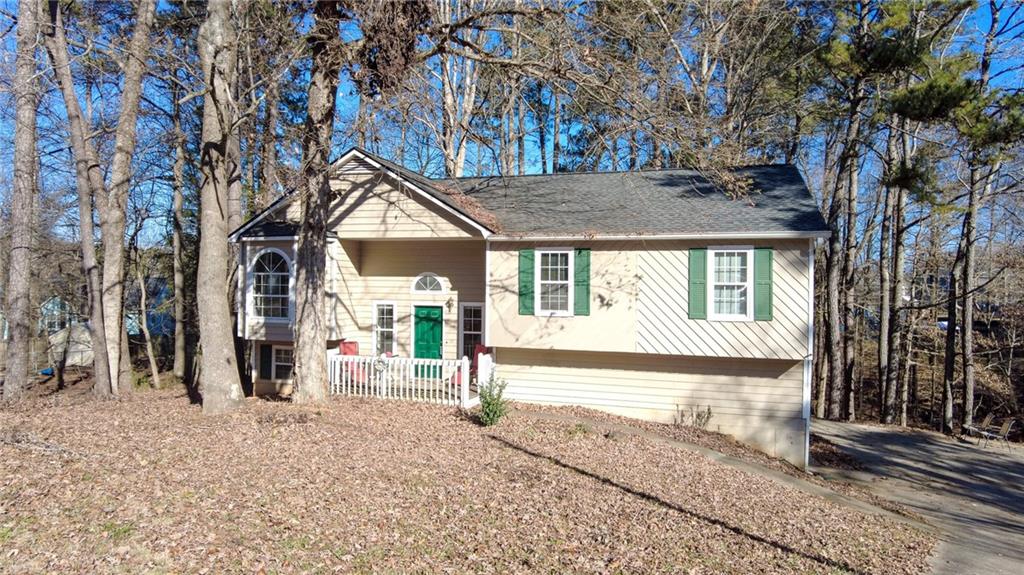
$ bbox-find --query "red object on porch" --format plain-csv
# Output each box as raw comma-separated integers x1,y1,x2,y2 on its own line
473,344,491,369
340,341,359,355
452,344,493,388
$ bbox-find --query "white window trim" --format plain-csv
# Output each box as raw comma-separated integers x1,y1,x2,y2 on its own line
270,344,294,382
534,248,575,317
409,302,444,359
247,247,294,324
371,300,398,357
458,302,485,360
411,272,447,294
707,246,754,322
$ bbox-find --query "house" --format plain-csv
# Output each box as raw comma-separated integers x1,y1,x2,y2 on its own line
229,147,829,467
38,296,80,336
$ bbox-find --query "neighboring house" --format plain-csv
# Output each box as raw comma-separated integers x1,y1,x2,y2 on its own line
38,296,80,336
229,147,829,467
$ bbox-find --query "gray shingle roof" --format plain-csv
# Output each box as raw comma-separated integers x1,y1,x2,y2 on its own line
238,220,298,238
231,147,828,241
441,165,828,237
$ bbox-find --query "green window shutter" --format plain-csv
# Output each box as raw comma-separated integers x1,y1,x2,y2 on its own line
688,248,707,319
754,248,773,321
574,248,591,316
259,344,273,380
518,249,535,315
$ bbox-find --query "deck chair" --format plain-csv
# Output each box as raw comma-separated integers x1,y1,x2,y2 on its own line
450,344,491,389
979,419,1016,450
964,413,995,438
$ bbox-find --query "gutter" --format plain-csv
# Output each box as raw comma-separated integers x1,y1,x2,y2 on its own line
488,231,831,242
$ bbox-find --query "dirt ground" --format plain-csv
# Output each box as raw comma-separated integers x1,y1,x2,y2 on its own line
1,380,934,574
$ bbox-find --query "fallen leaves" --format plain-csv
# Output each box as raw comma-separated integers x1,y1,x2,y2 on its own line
0,390,934,574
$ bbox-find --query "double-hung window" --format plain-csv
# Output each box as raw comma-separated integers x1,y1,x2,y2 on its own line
460,304,483,359
373,303,396,356
535,249,574,316
272,346,293,380
709,248,753,321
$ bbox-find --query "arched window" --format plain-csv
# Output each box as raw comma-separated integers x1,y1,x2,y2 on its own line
252,250,291,319
411,272,445,294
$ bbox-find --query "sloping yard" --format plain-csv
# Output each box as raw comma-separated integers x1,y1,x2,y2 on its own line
1,389,933,574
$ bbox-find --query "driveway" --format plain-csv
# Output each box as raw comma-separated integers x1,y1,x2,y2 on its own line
812,419,1024,575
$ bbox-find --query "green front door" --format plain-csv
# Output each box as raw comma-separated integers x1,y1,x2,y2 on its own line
413,305,443,362
414,306,443,378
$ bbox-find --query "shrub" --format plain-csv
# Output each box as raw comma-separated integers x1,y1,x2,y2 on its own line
477,374,509,426
674,405,713,430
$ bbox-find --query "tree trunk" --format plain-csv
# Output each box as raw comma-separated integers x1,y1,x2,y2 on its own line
941,248,963,434
878,124,896,421
196,0,244,414
538,86,548,174
842,148,860,422
172,88,187,381
813,250,827,419
292,0,344,404
960,2,1000,427
825,87,864,420
825,187,845,420
898,313,915,426
260,78,281,206
885,183,907,423
99,0,157,395
551,90,561,172
41,1,112,397
136,262,161,389
228,126,243,233
2,0,40,401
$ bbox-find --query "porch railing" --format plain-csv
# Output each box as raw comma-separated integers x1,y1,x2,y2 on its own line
327,351,492,409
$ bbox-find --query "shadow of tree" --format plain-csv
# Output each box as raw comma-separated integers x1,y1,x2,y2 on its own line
489,434,870,575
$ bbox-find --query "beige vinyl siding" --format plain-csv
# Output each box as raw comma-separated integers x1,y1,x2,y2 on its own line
487,241,638,353
496,347,807,465
282,170,479,239
487,239,810,361
326,239,485,359
637,240,810,360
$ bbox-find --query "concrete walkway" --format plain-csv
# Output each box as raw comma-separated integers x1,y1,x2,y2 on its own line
812,419,1024,575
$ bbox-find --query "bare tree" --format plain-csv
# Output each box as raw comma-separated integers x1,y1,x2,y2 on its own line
42,0,157,396
171,85,187,381
3,0,41,401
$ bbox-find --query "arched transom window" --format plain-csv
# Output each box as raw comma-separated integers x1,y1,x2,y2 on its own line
412,273,445,294
252,250,291,319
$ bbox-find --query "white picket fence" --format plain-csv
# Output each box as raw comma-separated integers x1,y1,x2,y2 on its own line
327,351,493,409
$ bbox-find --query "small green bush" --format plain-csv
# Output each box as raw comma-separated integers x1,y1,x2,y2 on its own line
478,374,509,426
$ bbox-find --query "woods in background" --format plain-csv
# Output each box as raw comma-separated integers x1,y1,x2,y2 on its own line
0,0,1021,432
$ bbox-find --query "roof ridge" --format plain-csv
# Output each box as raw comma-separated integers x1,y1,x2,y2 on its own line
436,163,796,181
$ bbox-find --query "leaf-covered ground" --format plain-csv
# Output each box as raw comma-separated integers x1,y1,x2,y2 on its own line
1,389,934,574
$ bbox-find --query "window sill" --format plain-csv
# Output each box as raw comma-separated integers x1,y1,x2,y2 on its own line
708,315,754,323
253,317,292,324
536,310,574,318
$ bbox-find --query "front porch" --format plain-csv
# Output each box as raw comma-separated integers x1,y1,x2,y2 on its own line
327,350,495,409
